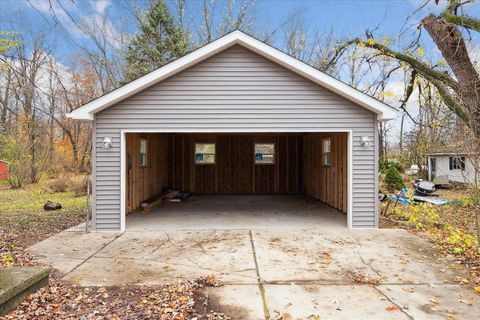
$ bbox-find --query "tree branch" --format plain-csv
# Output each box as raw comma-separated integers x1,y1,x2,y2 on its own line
349,38,460,92
441,0,480,32
429,77,472,126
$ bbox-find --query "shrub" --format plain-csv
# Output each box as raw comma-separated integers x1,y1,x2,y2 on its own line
70,178,88,197
379,159,404,173
46,178,69,193
384,166,405,192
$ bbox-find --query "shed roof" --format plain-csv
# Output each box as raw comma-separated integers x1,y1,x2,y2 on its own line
67,30,398,121
426,152,480,157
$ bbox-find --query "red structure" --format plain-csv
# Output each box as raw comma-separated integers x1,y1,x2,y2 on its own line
0,160,9,180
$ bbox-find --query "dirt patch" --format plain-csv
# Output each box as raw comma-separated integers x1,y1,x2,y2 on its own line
418,303,437,314
201,289,248,320
301,285,320,293
0,210,86,268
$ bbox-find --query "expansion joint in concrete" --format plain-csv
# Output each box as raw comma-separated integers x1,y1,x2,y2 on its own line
373,286,415,320
62,232,124,280
249,230,270,320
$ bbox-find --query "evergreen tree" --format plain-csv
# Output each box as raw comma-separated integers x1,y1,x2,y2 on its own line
384,166,405,192
124,0,187,83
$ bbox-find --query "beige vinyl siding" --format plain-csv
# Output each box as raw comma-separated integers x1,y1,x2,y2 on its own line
94,45,377,230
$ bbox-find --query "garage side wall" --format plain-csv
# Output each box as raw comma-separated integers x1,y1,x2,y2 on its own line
93,45,377,231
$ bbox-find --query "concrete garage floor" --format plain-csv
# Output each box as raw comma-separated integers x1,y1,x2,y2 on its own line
126,195,346,231
28,196,479,319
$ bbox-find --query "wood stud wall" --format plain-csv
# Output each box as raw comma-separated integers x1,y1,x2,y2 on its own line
126,133,347,214
303,132,348,213
125,133,168,213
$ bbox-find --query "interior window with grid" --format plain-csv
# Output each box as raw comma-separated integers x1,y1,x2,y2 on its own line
195,143,216,164
139,138,147,167
323,138,331,166
255,143,275,164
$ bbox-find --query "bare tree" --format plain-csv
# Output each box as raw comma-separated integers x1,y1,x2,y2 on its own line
339,0,480,137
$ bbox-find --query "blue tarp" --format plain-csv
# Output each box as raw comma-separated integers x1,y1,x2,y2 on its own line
390,188,448,206
413,196,449,205
390,194,411,205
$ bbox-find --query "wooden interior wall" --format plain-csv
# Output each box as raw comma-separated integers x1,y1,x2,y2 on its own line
218,135,254,193
126,132,346,214
126,133,168,213
166,134,303,194
303,132,348,213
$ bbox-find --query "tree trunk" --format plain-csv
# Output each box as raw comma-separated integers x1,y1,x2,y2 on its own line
1,68,12,129
399,113,405,161
422,14,480,136
378,123,385,162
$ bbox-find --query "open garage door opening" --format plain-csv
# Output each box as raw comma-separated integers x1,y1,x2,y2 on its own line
122,132,350,230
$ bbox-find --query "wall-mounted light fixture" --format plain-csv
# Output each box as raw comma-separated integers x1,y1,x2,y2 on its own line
102,137,112,149
361,136,370,148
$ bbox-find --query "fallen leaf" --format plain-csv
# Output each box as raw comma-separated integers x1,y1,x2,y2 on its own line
163,307,174,313
386,305,401,312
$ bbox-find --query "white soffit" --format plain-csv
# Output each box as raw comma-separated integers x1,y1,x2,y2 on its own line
67,30,398,121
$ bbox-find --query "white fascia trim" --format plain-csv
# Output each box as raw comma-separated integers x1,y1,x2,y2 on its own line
67,30,398,121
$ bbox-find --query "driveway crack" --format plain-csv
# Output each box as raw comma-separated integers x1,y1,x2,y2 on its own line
249,230,270,320
374,286,415,320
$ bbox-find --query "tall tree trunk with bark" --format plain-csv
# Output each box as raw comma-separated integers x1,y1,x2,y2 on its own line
422,13,480,136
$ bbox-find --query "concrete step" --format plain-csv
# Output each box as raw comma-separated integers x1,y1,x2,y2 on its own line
0,266,51,316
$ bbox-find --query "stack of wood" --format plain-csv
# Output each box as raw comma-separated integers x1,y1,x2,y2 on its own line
140,190,192,213
140,190,180,213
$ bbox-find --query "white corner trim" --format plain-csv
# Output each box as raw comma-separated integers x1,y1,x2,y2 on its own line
67,30,397,121
120,131,126,232
347,130,353,229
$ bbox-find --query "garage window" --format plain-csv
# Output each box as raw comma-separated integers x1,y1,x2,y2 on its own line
323,138,331,166
195,143,216,164
139,138,147,167
255,143,275,164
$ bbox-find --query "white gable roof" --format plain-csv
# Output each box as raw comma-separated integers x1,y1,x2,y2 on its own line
67,30,397,121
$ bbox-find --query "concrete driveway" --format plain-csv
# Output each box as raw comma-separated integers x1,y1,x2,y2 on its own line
29,228,479,319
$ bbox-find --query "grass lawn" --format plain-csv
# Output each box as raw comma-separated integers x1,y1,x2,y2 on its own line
0,180,87,214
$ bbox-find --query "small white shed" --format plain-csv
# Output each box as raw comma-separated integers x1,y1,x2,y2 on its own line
427,152,479,184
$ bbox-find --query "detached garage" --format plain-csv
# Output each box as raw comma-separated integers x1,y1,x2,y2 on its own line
68,31,397,231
